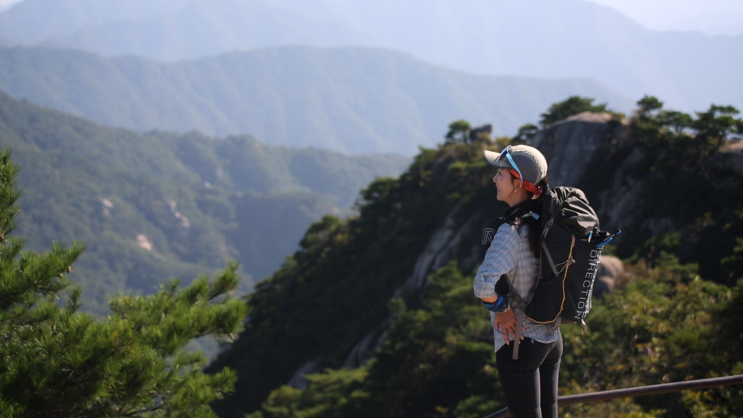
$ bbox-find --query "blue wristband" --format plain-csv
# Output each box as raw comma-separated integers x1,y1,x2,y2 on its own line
482,294,509,312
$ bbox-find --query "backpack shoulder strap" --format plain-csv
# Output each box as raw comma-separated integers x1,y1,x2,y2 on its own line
539,189,562,279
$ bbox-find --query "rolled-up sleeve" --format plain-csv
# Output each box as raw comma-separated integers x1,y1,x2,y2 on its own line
474,224,518,298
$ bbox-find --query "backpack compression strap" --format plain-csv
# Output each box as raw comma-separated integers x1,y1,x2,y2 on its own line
540,218,576,279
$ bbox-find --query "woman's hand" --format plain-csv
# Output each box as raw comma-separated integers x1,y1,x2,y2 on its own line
493,309,522,344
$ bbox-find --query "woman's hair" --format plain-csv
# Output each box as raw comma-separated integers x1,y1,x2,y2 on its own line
504,177,548,258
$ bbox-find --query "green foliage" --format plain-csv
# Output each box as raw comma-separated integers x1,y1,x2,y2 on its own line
210,137,502,415
0,148,20,240
445,120,472,144
627,232,682,268
539,95,608,126
492,136,512,151
578,96,743,284
0,149,249,417
251,252,743,418
356,263,502,417
560,256,743,417
632,96,741,169
636,95,664,117
248,262,504,418
511,123,539,145
615,97,743,282
247,368,370,418
721,237,743,280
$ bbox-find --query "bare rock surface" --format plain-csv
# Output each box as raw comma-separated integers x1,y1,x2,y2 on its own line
530,112,630,188
712,138,743,176
594,255,624,298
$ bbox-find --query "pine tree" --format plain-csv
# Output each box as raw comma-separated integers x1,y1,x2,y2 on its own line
0,148,249,417
539,95,608,126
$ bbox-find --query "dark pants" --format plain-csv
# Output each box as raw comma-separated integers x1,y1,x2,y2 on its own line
496,335,563,418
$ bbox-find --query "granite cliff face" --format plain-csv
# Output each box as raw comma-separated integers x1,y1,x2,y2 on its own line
530,112,628,187
532,112,742,249
529,111,640,233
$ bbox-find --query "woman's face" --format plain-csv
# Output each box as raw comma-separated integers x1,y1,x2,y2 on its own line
493,168,524,206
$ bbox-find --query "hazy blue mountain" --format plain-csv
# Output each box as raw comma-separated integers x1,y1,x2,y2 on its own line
0,0,192,43
1,0,739,112
40,0,374,60
0,45,632,155
0,89,409,312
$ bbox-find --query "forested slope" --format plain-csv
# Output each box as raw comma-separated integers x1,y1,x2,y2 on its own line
210,97,743,417
0,90,408,312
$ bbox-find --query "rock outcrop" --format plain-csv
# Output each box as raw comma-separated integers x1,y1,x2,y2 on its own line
530,112,630,188
593,255,624,298
529,112,642,234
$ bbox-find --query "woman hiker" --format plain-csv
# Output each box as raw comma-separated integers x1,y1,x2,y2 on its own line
474,144,562,418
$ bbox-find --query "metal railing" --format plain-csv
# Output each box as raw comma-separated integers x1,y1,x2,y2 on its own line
485,374,743,418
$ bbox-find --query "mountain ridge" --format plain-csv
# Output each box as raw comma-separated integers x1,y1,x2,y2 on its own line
1,0,739,112
0,45,633,155
0,89,409,312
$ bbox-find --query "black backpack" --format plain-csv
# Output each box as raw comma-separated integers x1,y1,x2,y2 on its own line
479,187,618,359
524,186,617,327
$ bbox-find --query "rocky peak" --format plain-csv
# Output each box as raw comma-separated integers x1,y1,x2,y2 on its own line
529,112,630,189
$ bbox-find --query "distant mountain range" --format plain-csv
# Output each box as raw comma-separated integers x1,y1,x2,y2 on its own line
0,0,192,43
0,45,632,155
1,0,740,112
0,90,409,312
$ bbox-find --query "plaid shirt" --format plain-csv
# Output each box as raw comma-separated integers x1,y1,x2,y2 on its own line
474,223,560,352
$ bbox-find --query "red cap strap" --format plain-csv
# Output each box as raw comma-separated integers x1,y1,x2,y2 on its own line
508,169,542,198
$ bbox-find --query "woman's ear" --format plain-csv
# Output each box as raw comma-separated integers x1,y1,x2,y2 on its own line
513,179,522,191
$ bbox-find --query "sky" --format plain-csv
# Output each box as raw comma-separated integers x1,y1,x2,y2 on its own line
0,0,21,10
0,0,19,8
0,0,741,35
586,0,743,35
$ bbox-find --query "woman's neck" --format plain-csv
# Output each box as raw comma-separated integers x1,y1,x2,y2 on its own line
506,193,530,208
505,199,532,217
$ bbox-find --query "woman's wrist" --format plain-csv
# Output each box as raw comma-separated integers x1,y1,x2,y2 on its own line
482,294,509,312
